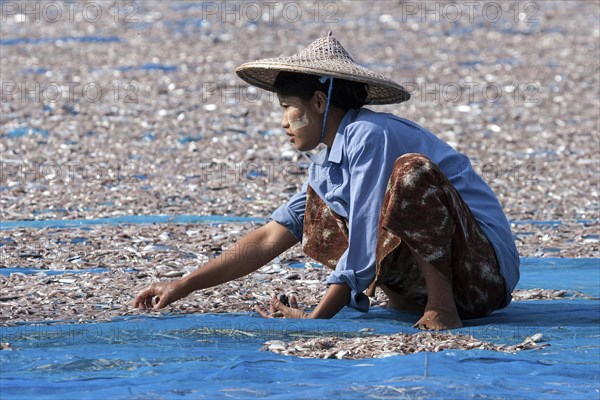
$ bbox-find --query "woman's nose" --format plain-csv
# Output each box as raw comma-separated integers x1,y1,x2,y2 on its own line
281,112,289,129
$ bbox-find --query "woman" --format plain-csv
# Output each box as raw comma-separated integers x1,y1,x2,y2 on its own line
134,33,520,330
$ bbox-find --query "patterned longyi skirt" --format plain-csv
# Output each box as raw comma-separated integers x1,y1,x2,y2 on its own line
302,153,507,319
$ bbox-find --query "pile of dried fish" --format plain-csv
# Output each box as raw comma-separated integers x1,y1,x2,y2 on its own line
511,221,599,258
0,1,598,331
1,221,597,275
0,262,331,325
0,222,596,325
512,288,599,301
3,260,597,325
262,332,548,359
0,223,268,271
0,342,13,351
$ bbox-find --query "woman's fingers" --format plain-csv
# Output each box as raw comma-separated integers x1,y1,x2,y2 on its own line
134,283,167,310
254,305,270,318
145,296,153,310
154,296,163,310
133,286,154,309
134,280,186,311
271,296,308,318
255,297,287,318
269,296,278,314
283,307,307,319
256,294,306,318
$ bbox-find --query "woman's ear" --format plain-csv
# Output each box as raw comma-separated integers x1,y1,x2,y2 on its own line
312,90,328,113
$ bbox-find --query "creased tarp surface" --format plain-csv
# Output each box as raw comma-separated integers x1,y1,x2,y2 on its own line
1,258,598,399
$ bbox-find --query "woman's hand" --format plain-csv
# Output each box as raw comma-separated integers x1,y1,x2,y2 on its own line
133,280,187,310
255,295,310,319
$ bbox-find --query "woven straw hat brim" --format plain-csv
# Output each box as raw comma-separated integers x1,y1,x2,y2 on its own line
236,62,410,105
235,34,410,105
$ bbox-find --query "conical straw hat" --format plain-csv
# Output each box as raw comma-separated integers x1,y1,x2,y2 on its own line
236,33,410,105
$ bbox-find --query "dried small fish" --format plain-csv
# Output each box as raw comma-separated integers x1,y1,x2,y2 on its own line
512,289,598,301
262,331,550,360
163,271,185,278
0,1,598,328
259,265,283,274
1,343,13,351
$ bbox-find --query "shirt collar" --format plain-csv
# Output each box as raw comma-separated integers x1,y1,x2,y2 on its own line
304,108,359,166
304,147,328,165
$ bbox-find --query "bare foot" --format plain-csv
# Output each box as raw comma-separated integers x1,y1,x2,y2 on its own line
413,308,463,330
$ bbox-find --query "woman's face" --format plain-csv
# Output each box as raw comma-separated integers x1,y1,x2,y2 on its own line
277,93,323,152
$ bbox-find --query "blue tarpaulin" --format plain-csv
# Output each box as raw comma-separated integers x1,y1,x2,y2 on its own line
1,257,599,399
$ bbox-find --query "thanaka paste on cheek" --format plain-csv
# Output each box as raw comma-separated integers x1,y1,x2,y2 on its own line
289,112,310,132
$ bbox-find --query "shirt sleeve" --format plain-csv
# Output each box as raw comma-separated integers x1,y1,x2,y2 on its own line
325,123,392,312
269,181,308,241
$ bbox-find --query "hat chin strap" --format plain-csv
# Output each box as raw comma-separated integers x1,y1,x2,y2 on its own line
318,76,334,144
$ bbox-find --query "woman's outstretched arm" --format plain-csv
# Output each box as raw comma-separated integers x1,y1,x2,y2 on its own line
133,221,298,310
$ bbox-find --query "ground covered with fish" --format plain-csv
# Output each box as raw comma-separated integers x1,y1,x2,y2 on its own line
2,232,596,327
1,223,598,326
1,1,598,359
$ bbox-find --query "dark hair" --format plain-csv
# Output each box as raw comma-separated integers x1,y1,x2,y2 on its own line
273,71,368,111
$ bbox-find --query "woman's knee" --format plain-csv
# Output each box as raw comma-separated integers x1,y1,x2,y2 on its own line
389,153,440,191
395,153,433,167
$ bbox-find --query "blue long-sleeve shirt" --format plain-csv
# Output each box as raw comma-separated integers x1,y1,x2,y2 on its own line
271,108,520,312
